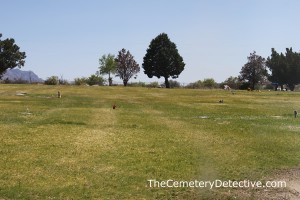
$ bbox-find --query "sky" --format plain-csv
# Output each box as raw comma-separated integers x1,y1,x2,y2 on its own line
1,0,300,84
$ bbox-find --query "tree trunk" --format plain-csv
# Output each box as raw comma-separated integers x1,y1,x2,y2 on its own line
274,84,278,91
108,73,111,86
251,81,255,90
165,77,170,88
108,77,112,86
123,80,128,87
289,84,295,91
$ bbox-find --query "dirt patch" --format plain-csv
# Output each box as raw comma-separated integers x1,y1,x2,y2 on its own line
198,116,209,119
16,92,27,96
271,168,300,200
287,125,300,131
217,121,231,125
228,168,300,199
271,115,283,118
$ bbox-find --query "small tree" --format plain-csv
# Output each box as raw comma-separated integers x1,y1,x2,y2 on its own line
143,33,185,88
86,74,106,86
239,51,267,90
45,76,59,85
115,48,140,86
202,78,218,89
0,33,26,78
99,54,116,86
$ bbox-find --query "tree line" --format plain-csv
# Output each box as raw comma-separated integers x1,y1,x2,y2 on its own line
98,33,184,88
1,32,300,90
239,49,300,91
0,33,185,88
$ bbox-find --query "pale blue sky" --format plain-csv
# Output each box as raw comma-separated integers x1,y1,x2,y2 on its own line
1,0,300,84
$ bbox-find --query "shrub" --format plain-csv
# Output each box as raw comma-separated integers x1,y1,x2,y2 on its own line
74,77,88,86
59,77,69,85
86,75,106,86
239,82,251,90
147,82,160,88
127,82,146,87
202,78,218,89
169,80,181,88
2,78,28,84
186,80,203,89
186,79,219,89
45,76,59,85
221,76,242,90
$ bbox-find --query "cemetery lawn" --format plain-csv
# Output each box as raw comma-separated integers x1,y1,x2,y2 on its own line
0,84,300,199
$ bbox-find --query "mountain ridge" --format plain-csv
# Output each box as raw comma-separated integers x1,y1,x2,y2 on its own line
1,68,44,83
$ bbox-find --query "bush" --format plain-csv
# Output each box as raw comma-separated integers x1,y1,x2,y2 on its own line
202,78,218,89
186,79,219,89
59,77,69,85
147,82,160,88
221,76,242,90
45,76,59,85
127,82,146,87
239,82,251,90
2,78,29,84
264,83,274,90
186,80,203,89
169,80,181,88
86,75,106,86
74,77,88,86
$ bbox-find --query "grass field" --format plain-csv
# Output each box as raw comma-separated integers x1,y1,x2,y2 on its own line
0,84,300,199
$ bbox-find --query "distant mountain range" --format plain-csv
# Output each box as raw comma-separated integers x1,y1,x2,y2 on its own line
1,68,44,83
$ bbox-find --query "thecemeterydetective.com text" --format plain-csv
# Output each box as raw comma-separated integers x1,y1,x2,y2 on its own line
147,179,286,189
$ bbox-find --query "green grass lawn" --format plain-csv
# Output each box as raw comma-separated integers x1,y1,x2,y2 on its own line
0,84,300,199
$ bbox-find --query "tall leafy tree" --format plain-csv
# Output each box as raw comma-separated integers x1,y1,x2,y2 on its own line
0,33,26,78
99,54,116,86
283,48,300,91
115,48,140,86
266,48,300,91
239,51,267,90
266,48,288,90
143,33,185,88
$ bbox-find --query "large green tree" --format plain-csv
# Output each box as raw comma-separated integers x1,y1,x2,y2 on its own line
0,34,26,78
285,48,300,91
99,54,116,86
143,33,185,88
266,48,287,90
239,51,267,90
266,48,300,91
115,48,140,86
